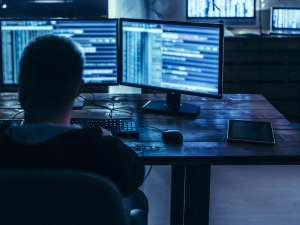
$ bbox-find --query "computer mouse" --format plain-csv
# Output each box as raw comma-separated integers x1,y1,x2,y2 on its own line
162,130,183,145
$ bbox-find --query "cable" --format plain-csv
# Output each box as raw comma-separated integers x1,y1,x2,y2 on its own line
78,95,87,101
11,110,24,119
79,93,113,105
90,102,112,111
140,125,163,133
89,101,135,118
81,94,135,119
143,165,153,182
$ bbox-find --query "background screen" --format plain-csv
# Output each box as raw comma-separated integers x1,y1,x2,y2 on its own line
188,0,255,18
272,8,300,30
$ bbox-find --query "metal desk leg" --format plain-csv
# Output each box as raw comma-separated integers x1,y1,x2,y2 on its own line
171,165,185,225
184,165,211,225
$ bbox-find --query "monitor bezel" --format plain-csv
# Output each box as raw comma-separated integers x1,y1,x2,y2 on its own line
119,18,224,99
271,7,300,31
0,18,119,91
186,0,256,26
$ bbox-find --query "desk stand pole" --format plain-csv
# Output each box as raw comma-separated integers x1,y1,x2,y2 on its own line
170,165,211,225
184,165,211,225
171,165,185,225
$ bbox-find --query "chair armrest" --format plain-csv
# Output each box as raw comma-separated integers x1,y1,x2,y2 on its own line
130,209,148,225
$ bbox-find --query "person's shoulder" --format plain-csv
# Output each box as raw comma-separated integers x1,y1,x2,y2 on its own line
0,130,7,143
47,128,104,146
59,127,102,137
0,128,12,142
0,129,22,149
63,129,123,144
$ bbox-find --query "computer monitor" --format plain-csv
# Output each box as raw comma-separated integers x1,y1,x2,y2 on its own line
0,0,108,19
271,7,300,34
120,19,224,116
0,19,118,88
187,0,256,25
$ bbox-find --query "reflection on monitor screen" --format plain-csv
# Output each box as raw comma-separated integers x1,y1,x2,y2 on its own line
188,0,255,18
122,21,222,97
272,8,300,30
1,20,117,85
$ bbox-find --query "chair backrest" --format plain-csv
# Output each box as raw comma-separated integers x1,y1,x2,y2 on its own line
0,170,129,225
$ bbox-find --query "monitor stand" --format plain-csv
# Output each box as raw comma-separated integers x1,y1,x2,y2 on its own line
142,92,200,117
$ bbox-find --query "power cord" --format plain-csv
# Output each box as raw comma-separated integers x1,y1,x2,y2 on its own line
88,97,135,118
140,125,163,133
78,95,89,102
144,165,153,182
11,110,24,119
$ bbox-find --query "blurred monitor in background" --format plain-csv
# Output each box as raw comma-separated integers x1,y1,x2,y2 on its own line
187,0,256,25
0,0,108,18
109,0,147,18
146,0,186,20
110,0,185,20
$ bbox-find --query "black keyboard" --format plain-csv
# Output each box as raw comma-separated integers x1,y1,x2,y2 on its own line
0,118,139,137
71,118,139,137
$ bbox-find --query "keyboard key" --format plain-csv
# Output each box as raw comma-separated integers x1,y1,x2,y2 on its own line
71,118,139,137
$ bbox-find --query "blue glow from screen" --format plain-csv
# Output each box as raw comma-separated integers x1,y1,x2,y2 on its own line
122,21,221,96
188,0,255,18
1,20,118,85
273,8,300,30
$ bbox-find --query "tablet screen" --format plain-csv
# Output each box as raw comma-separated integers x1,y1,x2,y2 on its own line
227,120,275,144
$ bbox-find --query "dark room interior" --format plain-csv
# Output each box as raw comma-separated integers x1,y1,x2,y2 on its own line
0,1,300,225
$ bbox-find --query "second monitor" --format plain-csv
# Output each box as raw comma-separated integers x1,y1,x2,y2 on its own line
120,19,224,116
1,19,118,87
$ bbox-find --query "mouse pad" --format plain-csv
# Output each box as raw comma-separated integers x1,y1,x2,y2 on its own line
227,120,276,145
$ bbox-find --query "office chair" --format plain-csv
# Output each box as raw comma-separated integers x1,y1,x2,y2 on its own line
0,171,146,225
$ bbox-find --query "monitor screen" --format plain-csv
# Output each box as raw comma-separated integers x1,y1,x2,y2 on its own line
1,19,118,86
187,0,255,19
121,19,223,98
272,8,300,30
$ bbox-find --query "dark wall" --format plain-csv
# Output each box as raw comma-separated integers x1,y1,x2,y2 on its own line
224,36,300,122
0,0,108,18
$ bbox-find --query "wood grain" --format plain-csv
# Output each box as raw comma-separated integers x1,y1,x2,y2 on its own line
1,93,300,165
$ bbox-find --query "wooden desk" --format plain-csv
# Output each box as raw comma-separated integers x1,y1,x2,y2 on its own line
1,93,300,225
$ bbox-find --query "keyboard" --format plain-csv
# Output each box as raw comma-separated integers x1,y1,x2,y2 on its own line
71,118,139,138
0,118,139,138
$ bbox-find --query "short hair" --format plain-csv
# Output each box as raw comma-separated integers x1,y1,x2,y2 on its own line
19,35,84,111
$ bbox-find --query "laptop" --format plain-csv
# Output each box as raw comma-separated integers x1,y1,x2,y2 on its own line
270,7,300,36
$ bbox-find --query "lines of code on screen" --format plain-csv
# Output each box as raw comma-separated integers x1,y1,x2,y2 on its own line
122,22,220,96
1,20,117,85
188,0,255,18
273,9,300,30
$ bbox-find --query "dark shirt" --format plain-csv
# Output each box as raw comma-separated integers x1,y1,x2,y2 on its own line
0,127,145,197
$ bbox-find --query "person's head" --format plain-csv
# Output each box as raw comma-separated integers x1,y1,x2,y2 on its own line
19,35,84,123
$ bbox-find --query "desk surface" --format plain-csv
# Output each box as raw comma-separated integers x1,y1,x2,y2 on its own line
1,93,300,165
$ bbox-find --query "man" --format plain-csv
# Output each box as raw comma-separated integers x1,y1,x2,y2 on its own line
0,35,147,215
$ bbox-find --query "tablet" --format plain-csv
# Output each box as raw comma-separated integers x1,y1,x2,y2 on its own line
227,120,276,145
